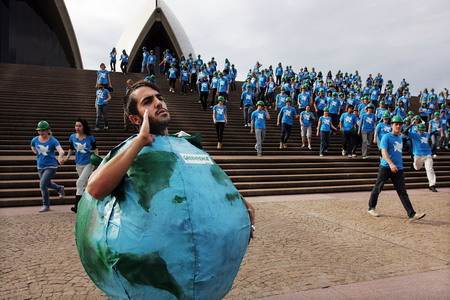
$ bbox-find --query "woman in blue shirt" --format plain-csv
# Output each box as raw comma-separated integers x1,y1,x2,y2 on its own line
30,121,65,212
110,48,117,72
62,119,98,212
212,96,228,149
119,49,128,74
96,63,112,91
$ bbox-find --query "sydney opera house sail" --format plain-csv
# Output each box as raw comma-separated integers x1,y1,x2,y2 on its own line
116,0,195,73
0,0,83,69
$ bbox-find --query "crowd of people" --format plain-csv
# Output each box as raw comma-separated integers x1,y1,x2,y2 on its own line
30,49,449,214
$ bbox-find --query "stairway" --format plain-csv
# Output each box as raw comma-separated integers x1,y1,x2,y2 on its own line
0,63,449,206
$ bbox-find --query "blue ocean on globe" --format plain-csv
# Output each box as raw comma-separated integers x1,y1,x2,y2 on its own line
75,136,251,300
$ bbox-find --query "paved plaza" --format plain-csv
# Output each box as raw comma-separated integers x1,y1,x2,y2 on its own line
1,188,449,300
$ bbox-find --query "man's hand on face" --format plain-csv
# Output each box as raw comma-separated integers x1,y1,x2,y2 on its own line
138,109,155,146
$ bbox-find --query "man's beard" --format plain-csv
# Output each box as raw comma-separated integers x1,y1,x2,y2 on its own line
146,113,171,135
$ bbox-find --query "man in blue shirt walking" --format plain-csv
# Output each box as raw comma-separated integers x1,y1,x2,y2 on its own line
368,116,426,222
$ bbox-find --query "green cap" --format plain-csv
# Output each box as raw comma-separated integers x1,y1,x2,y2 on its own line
90,153,103,167
391,116,403,123
217,96,225,102
414,115,421,120
285,97,292,103
213,71,218,76
246,84,251,89
382,112,391,119
323,107,329,112
280,87,286,91
257,100,265,106
404,117,411,122
380,101,385,105
417,123,426,131
366,103,375,109
407,111,414,115
150,75,155,78
36,120,50,130
332,92,338,97
433,112,440,117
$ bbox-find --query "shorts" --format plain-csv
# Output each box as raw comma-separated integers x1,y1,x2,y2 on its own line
301,125,312,138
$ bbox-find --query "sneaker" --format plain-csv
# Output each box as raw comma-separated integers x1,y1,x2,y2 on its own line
254,144,257,150
348,154,352,158
342,150,346,156
308,145,312,150
94,127,99,131
257,153,262,157
352,154,356,157
433,154,437,158
244,124,248,127
408,212,426,222
319,154,324,157
368,208,379,217
58,186,65,198
362,156,368,160
279,143,283,149
301,144,305,148
103,126,109,130
39,206,50,213
429,186,438,192
284,144,288,148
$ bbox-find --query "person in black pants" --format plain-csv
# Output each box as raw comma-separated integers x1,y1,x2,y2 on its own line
212,96,227,149
367,116,426,222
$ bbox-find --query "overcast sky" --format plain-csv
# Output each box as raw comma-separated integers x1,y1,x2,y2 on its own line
65,0,450,95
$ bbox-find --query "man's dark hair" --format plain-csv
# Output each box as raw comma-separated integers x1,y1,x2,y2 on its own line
125,80,161,117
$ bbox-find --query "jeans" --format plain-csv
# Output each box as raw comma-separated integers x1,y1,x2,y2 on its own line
181,80,188,94
149,63,155,76
320,131,330,155
76,164,95,195
243,106,253,125
38,168,62,207
215,122,225,142
96,105,108,128
368,167,416,218
141,60,150,73
120,61,127,74
361,131,374,157
280,123,292,143
255,129,266,155
430,133,440,154
342,131,356,155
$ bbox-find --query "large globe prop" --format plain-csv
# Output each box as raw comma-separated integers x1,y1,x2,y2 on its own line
75,136,250,300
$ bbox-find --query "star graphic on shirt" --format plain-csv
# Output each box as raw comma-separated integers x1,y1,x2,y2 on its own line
365,117,373,124
75,142,87,153
304,115,310,120
285,110,292,116
331,101,337,106
420,137,428,144
345,116,352,123
394,141,403,153
323,119,330,125
257,113,264,119
217,108,224,114
383,127,391,132
37,145,49,156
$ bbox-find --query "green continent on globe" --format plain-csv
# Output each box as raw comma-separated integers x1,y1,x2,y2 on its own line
127,151,178,212
115,252,187,300
210,164,230,187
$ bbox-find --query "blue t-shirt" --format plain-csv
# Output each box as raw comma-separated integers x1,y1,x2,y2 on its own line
360,113,376,131
267,82,276,93
408,131,432,156
218,78,229,92
300,111,314,127
110,51,116,62
211,77,219,89
279,106,297,125
394,106,406,118
30,136,60,169
97,70,109,84
315,96,327,110
297,93,310,109
380,133,404,169
180,70,189,81
200,80,210,92
276,93,288,109
69,134,96,165
96,89,110,105
148,54,156,64
327,98,340,114
370,88,380,101
429,119,441,131
275,66,283,76
251,110,268,129
241,91,254,107
319,116,332,132
375,122,392,141
340,112,358,131
213,105,227,122
120,54,128,62
142,51,149,63
168,68,178,79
